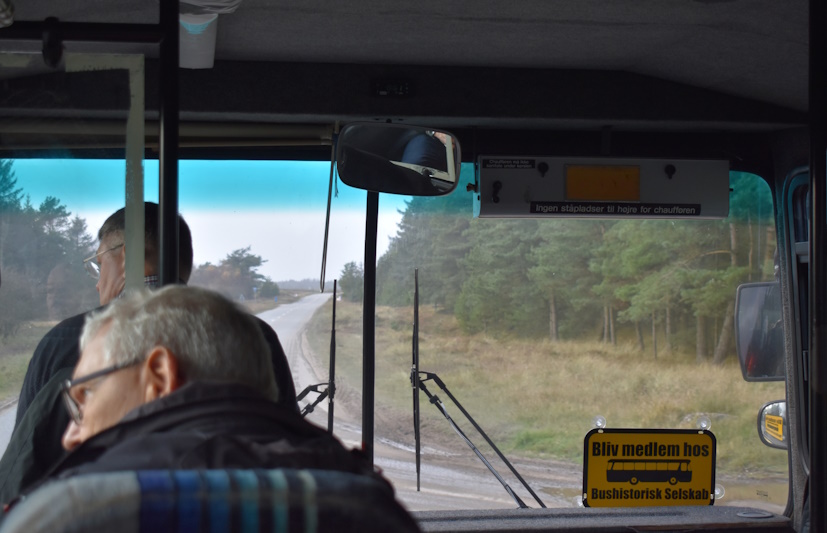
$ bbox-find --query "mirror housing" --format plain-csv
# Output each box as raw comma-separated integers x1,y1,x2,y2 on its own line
757,400,787,450
734,282,785,382
336,123,461,196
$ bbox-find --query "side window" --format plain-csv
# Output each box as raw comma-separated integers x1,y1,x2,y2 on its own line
0,51,144,457
0,158,126,454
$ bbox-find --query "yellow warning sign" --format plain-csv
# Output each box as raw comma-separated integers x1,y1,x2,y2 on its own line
583,428,715,507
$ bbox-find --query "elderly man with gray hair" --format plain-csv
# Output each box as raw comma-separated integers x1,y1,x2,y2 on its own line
36,285,374,479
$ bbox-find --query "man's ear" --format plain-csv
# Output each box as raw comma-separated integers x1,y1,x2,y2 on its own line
141,346,182,402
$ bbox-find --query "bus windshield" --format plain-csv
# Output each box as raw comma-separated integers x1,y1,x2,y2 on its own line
0,156,788,512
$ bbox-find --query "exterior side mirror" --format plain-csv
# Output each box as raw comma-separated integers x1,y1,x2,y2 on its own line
336,123,461,196
735,282,785,381
757,400,787,450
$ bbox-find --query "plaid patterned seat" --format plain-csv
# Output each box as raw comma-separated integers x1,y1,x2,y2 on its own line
0,469,419,533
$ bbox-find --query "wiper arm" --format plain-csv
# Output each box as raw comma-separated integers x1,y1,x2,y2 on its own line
414,371,546,509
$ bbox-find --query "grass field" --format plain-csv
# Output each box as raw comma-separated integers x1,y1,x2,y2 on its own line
0,322,52,402
307,299,788,479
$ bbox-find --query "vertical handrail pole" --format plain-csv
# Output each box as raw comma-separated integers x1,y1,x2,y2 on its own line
362,191,379,464
158,0,180,286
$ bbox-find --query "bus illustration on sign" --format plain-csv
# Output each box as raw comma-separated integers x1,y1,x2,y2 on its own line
607,459,692,485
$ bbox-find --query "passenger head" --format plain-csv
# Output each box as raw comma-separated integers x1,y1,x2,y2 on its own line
94,202,194,305
62,286,278,451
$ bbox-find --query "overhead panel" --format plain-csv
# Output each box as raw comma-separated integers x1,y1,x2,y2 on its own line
475,157,730,219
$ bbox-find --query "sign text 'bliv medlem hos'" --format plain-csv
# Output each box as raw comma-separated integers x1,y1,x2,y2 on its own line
583,428,716,507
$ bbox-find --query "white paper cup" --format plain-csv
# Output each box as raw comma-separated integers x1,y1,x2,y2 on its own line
179,13,219,69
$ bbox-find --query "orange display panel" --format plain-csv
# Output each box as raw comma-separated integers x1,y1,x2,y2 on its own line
566,165,641,202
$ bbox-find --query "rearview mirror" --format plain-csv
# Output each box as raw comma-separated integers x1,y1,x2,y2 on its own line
734,282,785,381
757,400,787,450
336,123,461,196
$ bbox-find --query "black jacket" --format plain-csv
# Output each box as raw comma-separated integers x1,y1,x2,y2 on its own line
0,308,297,504
44,382,369,481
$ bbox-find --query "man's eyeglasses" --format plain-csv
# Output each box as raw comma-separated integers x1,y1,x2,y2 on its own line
82,243,124,280
61,360,140,425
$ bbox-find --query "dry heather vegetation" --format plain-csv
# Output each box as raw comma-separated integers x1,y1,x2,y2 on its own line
308,299,788,478
0,322,48,401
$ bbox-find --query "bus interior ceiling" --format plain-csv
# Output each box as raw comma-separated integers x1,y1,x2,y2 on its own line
0,0,812,170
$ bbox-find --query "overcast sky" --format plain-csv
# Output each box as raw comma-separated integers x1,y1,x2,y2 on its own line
13,159,409,282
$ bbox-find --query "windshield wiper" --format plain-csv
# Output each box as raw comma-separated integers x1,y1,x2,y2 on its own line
410,268,545,509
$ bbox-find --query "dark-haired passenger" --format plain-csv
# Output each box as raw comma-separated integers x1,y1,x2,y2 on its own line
0,202,296,503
